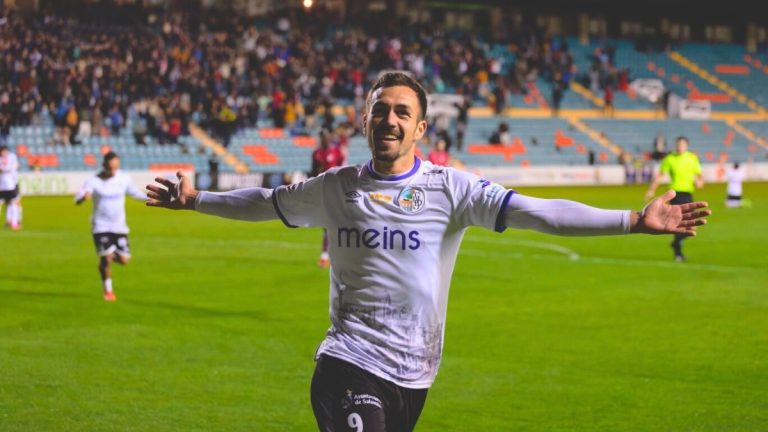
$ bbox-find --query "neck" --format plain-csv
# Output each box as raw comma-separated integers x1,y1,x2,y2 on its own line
372,155,415,177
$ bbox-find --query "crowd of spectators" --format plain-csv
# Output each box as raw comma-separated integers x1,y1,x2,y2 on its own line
1,4,578,153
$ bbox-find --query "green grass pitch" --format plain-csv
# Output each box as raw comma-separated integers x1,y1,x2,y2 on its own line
1,183,766,431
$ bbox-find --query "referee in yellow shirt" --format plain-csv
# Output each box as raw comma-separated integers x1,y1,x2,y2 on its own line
645,136,704,261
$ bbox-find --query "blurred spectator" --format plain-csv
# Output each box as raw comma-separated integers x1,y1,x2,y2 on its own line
453,96,470,152
427,138,451,166
603,83,614,117
489,121,511,145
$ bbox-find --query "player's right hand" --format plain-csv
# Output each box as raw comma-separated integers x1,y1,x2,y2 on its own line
146,171,198,210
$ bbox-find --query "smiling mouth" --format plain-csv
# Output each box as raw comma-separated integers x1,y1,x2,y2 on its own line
375,133,401,143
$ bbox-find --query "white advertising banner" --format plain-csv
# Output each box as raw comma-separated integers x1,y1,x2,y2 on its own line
15,164,768,194
630,78,665,103
473,163,768,187
18,169,194,196
679,99,712,120
427,94,465,117
475,165,627,187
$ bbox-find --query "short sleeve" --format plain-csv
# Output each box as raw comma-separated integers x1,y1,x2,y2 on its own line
80,177,95,194
692,154,702,174
272,173,328,228
452,170,515,232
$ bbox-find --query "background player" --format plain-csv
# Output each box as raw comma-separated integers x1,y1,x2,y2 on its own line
645,136,704,261
0,145,22,230
725,162,746,208
75,152,147,301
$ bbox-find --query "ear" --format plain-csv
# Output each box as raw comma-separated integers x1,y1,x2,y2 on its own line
361,113,367,136
413,119,427,141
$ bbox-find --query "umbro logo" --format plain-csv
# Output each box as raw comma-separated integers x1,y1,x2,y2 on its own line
345,191,361,203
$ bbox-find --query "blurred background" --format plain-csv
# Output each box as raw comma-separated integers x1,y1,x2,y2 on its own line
2,0,767,191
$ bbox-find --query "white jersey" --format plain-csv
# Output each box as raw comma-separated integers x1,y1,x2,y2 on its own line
273,158,512,388
726,166,745,197
0,151,19,191
77,171,147,234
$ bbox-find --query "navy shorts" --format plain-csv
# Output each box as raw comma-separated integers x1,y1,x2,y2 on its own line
0,187,19,202
311,354,428,432
92,232,131,258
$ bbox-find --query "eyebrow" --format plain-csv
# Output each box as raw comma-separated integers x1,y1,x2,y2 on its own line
371,101,413,112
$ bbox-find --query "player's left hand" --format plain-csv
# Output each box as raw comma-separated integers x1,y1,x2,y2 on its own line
631,190,711,236
146,171,198,210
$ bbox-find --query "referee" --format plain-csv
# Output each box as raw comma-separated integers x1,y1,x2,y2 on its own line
645,136,704,261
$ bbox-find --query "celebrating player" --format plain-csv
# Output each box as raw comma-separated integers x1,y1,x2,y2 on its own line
75,152,147,301
147,72,710,431
0,145,22,230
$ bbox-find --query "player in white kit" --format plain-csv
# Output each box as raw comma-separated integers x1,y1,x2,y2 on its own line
725,162,746,208
145,73,711,431
0,145,22,230
76,152,147,301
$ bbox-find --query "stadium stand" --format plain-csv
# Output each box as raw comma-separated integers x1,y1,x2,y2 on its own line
677,44,768,111
583,118,761,163
2,5,767,179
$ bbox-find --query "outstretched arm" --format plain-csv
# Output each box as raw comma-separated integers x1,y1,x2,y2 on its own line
74,192,91,205
505,190,709,237
74,182,92,205
146,171,278,221
127,182,148,202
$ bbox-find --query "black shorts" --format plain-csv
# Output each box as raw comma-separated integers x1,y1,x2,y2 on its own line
0,187,19,202
311,354,428,432
670,191,693,206
92,232,131,258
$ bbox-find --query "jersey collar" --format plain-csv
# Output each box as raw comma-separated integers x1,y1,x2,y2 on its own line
366,157,421,181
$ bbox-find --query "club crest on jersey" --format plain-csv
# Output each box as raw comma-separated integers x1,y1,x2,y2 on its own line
397,186,426,214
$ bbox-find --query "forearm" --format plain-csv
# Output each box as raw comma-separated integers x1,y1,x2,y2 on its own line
74,189,90,204
504,194,630,236
646,178,659,194
195,187,278,221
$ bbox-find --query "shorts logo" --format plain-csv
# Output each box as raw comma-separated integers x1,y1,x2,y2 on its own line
340,389,383,410
397,186,426,214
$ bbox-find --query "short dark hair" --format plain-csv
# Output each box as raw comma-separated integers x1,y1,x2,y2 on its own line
675,136,689,144
103,151,119,164
368,72,428,120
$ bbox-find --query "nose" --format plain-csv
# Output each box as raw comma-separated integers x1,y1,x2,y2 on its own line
384,108,399,127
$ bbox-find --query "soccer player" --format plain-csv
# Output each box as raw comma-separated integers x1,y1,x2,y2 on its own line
311,129,345,268
0,145,22,230
147,72,710,431
645,136,704,261
75,152,147,301
725,162,746,208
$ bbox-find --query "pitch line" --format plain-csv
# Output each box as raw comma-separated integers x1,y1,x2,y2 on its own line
463,237,581,260
460,240,757,274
